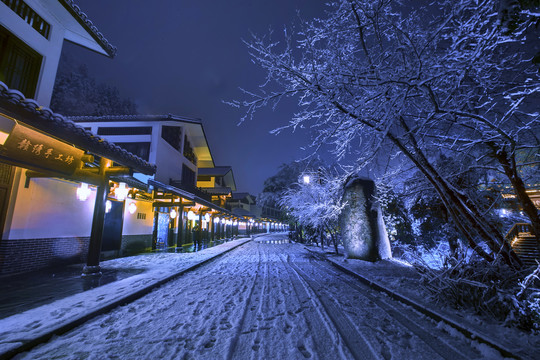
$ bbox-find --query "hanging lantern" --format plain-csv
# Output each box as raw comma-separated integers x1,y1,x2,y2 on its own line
187,210,196,220
204,213,210,222
170,208,177,219
214,216,220,224
128,202,137,214
114,182,129,201
76,183,91,201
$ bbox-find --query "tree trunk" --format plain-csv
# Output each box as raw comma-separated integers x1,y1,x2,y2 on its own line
387,130,523,268
493,145,540,242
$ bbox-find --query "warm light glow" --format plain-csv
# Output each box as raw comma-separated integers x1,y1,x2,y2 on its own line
114,182,129,201
221,218,227,224
214,216,220,223
303,175,310,184
128,202,137,214
76,183,91,201
105,200,112,213
170,208,177,219
187,210,196,220
0,130,10,145
233,220,238,226
204,213,210,222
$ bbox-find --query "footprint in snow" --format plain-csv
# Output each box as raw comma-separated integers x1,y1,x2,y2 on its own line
297,343,312,358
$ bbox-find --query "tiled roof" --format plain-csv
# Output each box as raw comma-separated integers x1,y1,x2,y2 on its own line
69,114,202,124
59,0,117,58
0,82,156,175
198,166,232,177
231,192,252,200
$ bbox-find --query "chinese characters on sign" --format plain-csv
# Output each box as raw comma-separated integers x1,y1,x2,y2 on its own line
16,138,76,165
0,119,84,175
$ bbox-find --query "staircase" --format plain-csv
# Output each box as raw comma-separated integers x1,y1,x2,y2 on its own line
506,223,540,267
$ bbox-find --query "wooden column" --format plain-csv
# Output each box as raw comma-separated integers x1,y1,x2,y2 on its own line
83,158,111,276
211,215,215,241
176,205,184,249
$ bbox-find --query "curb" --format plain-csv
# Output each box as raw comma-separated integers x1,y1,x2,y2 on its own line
0,238,252,360
305,249,526,360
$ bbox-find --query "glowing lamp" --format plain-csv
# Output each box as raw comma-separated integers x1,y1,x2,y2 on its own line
204,213,210,222
187,210,196,220
214,217,220,223
76,183,91,201
170,208,177,219
105,200,112,213
303,175,310,184
114,182,129,201
233,220,238,226
128,202,137,214
221,218,227,224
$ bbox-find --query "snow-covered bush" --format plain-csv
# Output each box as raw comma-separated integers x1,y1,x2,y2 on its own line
417,260,540,332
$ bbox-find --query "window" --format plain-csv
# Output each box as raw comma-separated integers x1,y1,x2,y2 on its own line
98,127,152,136
198,175,211,182
183,135,196,165
115,142,151,161
161,126,182,152
182,164,195,187
0,25,42,99
1,0,51,39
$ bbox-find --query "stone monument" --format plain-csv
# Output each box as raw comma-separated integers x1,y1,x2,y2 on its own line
339,177,392,261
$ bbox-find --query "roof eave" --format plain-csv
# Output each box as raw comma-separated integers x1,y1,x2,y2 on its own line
59,0,117,58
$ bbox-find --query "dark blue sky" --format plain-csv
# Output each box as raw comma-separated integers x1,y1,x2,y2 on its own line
65,0,328,194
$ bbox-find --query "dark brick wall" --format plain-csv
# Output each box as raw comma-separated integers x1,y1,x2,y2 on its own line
121,234,152,256
0,237,90,275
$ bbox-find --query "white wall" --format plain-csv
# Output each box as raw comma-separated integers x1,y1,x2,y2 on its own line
7,175,94,239
122,199,153,235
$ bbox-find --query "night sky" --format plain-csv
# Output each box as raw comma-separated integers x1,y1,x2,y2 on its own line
63,1,328,195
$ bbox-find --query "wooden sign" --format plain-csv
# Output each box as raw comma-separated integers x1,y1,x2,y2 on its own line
0,115,84,175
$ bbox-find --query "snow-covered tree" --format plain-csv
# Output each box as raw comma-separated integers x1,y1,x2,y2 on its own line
279,168,345,253
232,0,540,268
51,56,138,116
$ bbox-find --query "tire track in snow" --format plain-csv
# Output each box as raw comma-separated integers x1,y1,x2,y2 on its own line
284,253,380,360
280,252,357,360
225,241,264,359
305,254,480,360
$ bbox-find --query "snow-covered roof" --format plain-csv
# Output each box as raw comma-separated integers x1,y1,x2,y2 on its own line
0,82,156,175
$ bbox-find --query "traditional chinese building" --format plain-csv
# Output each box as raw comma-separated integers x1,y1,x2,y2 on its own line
0,0,157,275
70,114,244,252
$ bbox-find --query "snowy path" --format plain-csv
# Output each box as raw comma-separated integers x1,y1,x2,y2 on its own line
16,234,489,359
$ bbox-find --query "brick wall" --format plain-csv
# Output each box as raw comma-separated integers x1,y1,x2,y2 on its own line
121,234,152,256
0,237,90,275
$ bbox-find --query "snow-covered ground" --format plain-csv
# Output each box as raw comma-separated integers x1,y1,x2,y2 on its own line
6,233,532,360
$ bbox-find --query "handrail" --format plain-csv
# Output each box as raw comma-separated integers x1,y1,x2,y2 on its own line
505,223,534,243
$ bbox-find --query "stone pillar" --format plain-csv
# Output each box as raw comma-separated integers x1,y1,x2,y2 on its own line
339,177,391,261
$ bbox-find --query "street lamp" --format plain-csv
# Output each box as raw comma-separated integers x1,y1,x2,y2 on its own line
303,175,310,184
